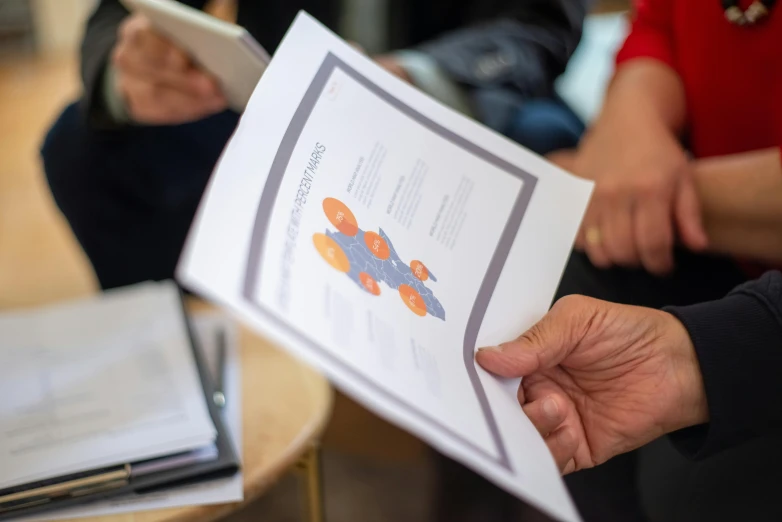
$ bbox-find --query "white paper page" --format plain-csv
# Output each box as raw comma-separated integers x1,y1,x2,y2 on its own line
178,12,592,522
0,282,216,490
20,314,243,521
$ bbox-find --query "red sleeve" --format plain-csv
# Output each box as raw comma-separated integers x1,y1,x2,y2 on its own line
616,0,676,70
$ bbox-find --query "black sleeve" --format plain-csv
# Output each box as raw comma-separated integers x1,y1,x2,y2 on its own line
665,271,782,459
79,0,208,126
417,0,589,96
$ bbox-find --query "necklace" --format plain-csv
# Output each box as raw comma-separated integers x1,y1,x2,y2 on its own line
722,0,777,25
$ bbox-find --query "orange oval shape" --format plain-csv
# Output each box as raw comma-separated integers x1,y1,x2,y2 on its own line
359,272,381,296
410,260,429,281
323,197,359,236
363,231,390,260
313,233,350,273
399,284,427,317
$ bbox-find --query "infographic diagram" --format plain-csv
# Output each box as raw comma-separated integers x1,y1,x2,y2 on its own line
313,197,446,320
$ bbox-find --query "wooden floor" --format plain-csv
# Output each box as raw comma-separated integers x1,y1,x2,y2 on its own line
0,53,97,310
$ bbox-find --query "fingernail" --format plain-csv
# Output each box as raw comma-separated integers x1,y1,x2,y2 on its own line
477,346,503,353
542,396,559,419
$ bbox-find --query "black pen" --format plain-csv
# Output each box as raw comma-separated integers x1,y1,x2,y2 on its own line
212,327,227,408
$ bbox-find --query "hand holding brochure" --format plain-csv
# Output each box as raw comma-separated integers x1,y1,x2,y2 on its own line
178,12,592,522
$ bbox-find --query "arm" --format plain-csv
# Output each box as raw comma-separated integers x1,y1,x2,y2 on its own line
666,271,782,458
692,149,782,264
603,0,685,133
553,0,709,275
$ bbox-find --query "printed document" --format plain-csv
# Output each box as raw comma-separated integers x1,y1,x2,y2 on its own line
0,282,216,490
22,313,243,521
178,12,592,522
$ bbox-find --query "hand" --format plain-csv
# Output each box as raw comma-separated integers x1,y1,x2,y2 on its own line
552,110,708,276
476,295,708,474
112,14,227,125
374,55,413,83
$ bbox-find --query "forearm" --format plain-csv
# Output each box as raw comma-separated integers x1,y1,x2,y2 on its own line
666,271,782,458
598,59,687,136
693,148,782,263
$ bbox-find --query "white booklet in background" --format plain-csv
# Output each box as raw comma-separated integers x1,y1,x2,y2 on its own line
21,313,243,522
121,0,269,112
178,12,592,522
0,282,216,491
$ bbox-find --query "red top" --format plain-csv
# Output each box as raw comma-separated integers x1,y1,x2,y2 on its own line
616,0,782,159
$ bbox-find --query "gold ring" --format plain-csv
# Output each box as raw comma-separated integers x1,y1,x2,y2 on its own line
585,227,602,246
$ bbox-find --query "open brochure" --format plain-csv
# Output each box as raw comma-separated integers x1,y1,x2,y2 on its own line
178,12,592,522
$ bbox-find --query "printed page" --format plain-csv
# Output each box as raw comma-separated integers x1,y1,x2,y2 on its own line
21,313,243,521
179,12,592,522
0,282,216,490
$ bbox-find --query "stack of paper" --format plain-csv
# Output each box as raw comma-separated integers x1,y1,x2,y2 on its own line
20,313,244,521
0,282,216,496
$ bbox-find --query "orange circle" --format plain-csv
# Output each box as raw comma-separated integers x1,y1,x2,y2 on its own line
410,260,429,281
313,233,350,273
359,272,381,296
323,198,359,236
399,284,427,317
363,231,390,260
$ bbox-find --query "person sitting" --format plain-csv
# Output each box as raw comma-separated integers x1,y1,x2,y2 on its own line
41,0,588,290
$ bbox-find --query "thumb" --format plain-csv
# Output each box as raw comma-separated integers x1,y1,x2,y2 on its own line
675,175,709,251
476,295,594,378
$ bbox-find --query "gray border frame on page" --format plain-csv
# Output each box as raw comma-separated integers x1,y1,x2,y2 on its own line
242,53,537,471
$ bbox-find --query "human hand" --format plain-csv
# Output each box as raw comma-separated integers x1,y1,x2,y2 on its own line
476,295,708,474
112,14,227,124
374,55,413,83
553,112,708,275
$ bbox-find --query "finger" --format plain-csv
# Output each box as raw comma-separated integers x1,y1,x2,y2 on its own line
522,395,567,437
115,18,220,98
476,294,598,377
582,207,611,269
115,44,220,99
546,150,578,172
119,15,189,71
545,426,579,472
124,78,226,124
348,41,366,54
675,176,709,251
561,458,577,475
522,374,594,472
634,197,674,275
601,203,639,266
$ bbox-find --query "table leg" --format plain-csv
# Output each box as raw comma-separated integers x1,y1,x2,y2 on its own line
296,445,325,522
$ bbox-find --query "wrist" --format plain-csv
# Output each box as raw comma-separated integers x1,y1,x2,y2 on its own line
663,312,709,433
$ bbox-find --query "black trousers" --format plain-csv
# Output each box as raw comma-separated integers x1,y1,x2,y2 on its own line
41,102,239,289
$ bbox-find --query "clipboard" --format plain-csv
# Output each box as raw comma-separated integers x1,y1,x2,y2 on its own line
0,285,240,520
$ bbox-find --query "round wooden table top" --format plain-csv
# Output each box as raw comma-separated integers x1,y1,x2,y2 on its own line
69,302,334,522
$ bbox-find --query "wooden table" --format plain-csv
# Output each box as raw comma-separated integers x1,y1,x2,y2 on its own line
69,304,334,522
